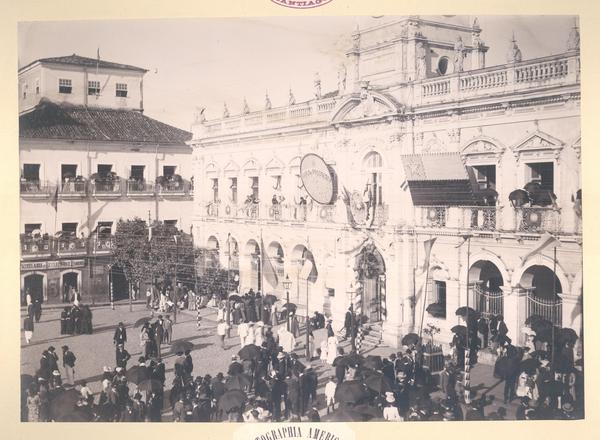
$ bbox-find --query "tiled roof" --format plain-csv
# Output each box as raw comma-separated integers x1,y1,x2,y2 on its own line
20,54,148,73
20,101,191,145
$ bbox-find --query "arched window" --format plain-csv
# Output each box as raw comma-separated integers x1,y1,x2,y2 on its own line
362,151,384,206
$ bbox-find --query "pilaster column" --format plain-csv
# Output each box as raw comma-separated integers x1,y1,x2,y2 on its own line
502,286,528,346
557,293,582,335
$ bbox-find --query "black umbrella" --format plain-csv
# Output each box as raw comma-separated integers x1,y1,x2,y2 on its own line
218,389,247,412
262,294,278,305
519,358,541,375
333,353,365,368
126,365,150,385
170,340,194,354
334,380,369,405
524,181,542,194
363,371,394,394
542,380,565,397
238,344,262,361
225,374,252,391
281,302,297,313
426,303,445,318
557,328,578,346
401,333,420,347
455,306,478,318
493,356,520,380
49,388,81,421
228,294,242,302
363,355,383,371
552,353,574,374
451,325,467,337
137,379,163,394
134,317,151,328
321,405,377,422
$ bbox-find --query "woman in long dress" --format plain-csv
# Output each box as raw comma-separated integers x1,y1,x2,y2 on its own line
320,339,329,364
254,322,264,347
26,389,40,422
326,336,338,365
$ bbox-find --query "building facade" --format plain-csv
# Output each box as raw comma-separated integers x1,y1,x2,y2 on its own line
190,17,582,348
19,54,193,305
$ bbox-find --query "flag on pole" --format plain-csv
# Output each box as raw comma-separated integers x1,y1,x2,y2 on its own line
415,238,437,303
520,232,560,263
51,186,59,211
260,237,279,288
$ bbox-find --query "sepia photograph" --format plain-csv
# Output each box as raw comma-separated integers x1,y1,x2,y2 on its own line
17,15,583,423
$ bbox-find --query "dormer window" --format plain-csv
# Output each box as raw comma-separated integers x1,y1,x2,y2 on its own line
116,83,128,98
88,80,100,95
59,78,72,94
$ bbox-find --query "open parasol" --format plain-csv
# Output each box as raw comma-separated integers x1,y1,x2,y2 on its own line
363,371,395,394
49,388,81,421
126,365,150,384
334,380,369,405
137,379,164,394
401,333,421,347
262,294,278,305
238,344,262,361
363,355,383,371
519,358,541,375
170,340,194,354
333,353,365,368
218,389,247,412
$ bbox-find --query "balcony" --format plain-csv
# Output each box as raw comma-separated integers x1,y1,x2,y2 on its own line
126,180,156,197
419,206,448,228
458,206,502,231
91,178,123,198
20,180,51,199
56,236,88,257
515,207,561,234
21,235,53,259
60,179,87,198
158,179,192,197
91,235,115,255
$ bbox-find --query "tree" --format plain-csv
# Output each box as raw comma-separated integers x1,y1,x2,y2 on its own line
112,218,151,300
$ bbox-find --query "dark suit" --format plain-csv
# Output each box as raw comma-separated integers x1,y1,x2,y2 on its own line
113,327,127,345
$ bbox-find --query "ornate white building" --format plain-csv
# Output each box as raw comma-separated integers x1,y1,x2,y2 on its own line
190,16,582,348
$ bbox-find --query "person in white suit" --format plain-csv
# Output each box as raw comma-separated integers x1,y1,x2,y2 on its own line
238,321,249,348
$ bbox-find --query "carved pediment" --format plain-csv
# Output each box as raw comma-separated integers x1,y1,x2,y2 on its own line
242,158,260,176
572,137,581,159
223,159,240,176
205,161,220,175
512,130,564,162
265,156,285,175
330,90,402,125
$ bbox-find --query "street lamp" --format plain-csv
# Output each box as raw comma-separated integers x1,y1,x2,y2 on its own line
282,274,292,331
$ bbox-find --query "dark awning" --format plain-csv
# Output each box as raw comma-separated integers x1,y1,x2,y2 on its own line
401,152,476,206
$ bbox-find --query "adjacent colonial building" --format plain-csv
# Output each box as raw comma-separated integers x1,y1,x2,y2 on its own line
190,16,582,348
19,54,193,305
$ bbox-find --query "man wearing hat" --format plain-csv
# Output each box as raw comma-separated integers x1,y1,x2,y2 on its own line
113,322,127,346
228,355,244,376
61,345,76,385
47,346,59,373
116,344,131,371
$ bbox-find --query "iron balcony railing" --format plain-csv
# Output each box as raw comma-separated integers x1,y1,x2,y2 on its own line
20,234,116,259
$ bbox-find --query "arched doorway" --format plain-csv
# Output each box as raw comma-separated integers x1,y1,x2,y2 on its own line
110,265,129,302
206,236,220,269
290,244,318,312
520,265,563,326
354,244,386,322
266,242,285,293
469,260,504,317
62,271,79,303
244,240,261,292
23,273,44,305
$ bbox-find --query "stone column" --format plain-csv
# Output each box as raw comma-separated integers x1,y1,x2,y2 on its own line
502,286,528,346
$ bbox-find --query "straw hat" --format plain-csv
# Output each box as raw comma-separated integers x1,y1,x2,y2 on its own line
277,352,286,360
385,392,395,403
256,321,264,327
52,370,60,376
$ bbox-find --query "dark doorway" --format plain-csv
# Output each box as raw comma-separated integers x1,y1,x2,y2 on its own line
23,274,44,305
62,272,78,303
110,265,129,301
354,244,386,322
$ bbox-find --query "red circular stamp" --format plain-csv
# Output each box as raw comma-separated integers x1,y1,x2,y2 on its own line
270,0,333,9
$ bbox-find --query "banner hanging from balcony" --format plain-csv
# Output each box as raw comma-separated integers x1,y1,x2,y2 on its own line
300,153,337,205
401,152,476,206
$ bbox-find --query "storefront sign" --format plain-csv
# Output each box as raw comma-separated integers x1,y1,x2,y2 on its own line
21,261,47,271
21,260,86,271
300,153,337,204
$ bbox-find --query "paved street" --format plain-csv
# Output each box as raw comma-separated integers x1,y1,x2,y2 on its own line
21,302,521,420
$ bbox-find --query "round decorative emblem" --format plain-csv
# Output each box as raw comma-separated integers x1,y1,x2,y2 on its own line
300,153,337,205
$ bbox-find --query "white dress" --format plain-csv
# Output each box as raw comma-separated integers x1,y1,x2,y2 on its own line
326,336,338,365
238,323,249,347
245,328,256,346
320,340,329,363
254,327,264,347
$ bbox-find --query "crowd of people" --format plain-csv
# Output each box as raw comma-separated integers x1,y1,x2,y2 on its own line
21,286,583,422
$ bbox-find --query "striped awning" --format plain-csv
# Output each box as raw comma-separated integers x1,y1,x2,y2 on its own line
401,152,476,206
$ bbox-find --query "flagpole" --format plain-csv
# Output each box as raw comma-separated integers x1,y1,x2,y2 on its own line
552,245,557,368
259,229,264,294
418,241,431,341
